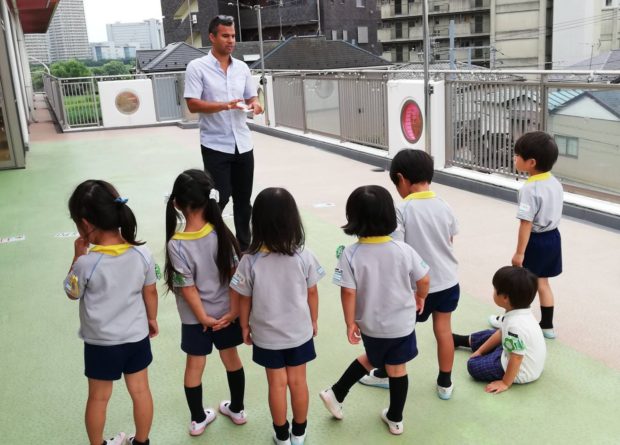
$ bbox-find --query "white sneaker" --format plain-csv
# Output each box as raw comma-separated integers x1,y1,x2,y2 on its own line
437,383,454,400
319,388,344,420
104,432,126,445
542,328,556,339
488,314,503,328
219,400,247,425
189,408,216,436
272,432,291,445
290,432,306,445
359,369,390,389
381,408,404,435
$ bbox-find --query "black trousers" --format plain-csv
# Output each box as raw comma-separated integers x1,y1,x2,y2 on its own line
201,145,254,251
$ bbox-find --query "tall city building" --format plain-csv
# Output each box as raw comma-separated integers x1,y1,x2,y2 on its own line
379,0,553,69
553,0,620,68
106,19,165,50
46,0,90,61
24,33,51,64
160,0,381,55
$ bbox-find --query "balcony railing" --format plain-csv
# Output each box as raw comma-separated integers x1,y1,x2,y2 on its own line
382,0,491,19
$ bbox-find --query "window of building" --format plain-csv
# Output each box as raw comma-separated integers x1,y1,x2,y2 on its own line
605,0,612,6
395,22,403,38
555,135,579,158
395,45,403,62
356,0,366,7
358,26,369,44
395,1,402,14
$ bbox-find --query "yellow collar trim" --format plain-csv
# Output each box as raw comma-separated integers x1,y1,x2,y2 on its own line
259,247,270,253
359,236,392,244
172,223,214,240
404,191,436,200
90,244,132,256
526,172,552,183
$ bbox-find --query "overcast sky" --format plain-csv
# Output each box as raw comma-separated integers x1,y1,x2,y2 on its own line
83,0,163,42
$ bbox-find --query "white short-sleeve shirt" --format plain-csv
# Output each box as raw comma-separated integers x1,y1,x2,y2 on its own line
63,244,157,346
394,191,459,293
500,308,547,384
184,52,257,154
230,248,325,350
333,237,430,339
516,173,563,233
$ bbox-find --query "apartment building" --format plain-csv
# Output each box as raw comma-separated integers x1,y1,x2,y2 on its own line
161,0,381,55
46,0,90,61
379,0,552,69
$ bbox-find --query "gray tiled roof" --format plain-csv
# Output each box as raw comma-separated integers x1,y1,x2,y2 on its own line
249,36,391,70
568,49,620,71
136,50,164,71
137,42,207,73
588,90,620,118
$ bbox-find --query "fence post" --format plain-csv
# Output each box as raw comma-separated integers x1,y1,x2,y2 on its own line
540,73,548,131
444,79,454,168
91,78,100,127
300,74,308,133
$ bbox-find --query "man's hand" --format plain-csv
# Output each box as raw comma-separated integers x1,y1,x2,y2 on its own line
248,101,263,115
226,99,244,110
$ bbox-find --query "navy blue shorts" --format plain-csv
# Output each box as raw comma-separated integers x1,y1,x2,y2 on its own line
181,320,243,356
417,283,460,323
252,338,316,369
84,336,152,381
361,330,418,368
523,228,562,278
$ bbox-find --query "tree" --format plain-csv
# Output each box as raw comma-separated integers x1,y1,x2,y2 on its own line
101,60,130,75
50,59,92,78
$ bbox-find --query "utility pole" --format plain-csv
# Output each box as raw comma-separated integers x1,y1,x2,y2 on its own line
317,0,322,35
422,0,431,154
236,0,242,42
187,0,194,46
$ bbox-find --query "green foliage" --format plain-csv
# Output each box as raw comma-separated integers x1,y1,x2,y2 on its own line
63,95,102,126
31,70,45,91
101,60,130,75
50,59,92,78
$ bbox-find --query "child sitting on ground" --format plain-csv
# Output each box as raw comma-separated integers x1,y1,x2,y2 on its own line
454,266,546,394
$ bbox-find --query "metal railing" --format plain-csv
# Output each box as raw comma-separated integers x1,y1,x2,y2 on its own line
42,72,187,131
272,72,389,150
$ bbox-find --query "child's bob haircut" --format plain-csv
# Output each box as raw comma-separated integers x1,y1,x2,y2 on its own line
389,149,434,185
248,187,304,256
342,185,397,237
514,131,559,173
492,266,538,309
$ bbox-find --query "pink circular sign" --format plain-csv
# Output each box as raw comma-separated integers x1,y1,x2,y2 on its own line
400,100,423,144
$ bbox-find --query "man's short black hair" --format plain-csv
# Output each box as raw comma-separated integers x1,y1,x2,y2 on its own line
342,185,397,237
492,266,538,309
209,15,235,35
514,131,558,172
389,149,434,185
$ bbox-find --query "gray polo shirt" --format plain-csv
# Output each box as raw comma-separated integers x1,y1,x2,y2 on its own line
184,52,257,154
167,224,234,324
63,244,157,346
332,237,430,339
230,248,325,350
394,191,459,293
516,172,563,233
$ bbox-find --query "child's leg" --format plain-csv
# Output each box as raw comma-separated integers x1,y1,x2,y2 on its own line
331,354,373,402
219,347,245,412
286,364,309,435
538,277,555,329
384,364,408,422
85,378,114,445
466,346,504,382
469,329,497,353
124,369,153,443
266,368,289,441
184,355,207,422
432,311,454,387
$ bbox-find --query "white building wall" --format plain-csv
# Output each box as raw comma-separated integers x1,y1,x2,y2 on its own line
106,19,164,50
552,0,603,69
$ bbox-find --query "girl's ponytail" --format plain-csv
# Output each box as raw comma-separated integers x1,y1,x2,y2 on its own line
117,201,144,246
205,197,240,284
164,194,179,292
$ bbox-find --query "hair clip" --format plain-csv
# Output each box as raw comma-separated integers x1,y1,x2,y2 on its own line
114,197,129,204
209,188,220,202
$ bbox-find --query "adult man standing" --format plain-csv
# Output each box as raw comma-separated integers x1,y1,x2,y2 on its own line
184,15,263,251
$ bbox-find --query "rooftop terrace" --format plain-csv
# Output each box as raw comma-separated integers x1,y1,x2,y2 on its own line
0,101,619,444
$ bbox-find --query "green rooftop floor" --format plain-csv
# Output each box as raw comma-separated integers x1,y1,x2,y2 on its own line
0,127,618,444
